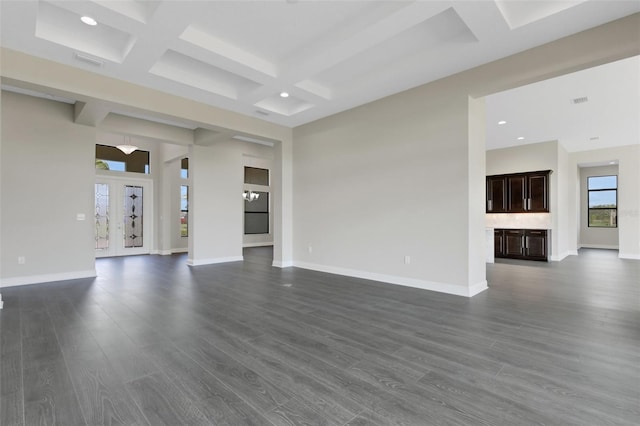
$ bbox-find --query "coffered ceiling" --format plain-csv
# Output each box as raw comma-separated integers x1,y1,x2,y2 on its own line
2,0,638,132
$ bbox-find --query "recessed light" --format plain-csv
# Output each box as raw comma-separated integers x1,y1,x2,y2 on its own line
609,161,616,165
279,92,289,98
498,120,507,125
517,137,525,140
80,16,97,26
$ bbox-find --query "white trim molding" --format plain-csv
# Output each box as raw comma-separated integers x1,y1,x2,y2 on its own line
579,244,619,250
272,260,294,268
293,261,488,297
550,251,573,261
0,269,97,288
243,242,274,248
158,248,188,255
187,256,243,266
619,252,640,260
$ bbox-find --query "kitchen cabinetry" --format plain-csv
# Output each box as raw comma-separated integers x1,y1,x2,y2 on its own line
494,229,549,261
486,176,507,213
486,170,550,213
494,229,505,257
524,229,547,260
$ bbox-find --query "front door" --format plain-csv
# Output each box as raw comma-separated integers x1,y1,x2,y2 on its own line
95,178,152,257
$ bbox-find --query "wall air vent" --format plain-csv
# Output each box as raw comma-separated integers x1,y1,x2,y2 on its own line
571,96,589,104
74,52,104,67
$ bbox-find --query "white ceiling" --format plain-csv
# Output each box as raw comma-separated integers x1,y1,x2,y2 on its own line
486,55,640,152
1,0,639,151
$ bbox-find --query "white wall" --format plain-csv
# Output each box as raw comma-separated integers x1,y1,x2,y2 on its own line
1,91,96,286
570,145,639,259
579,164,619,249
188,140,243,265
293,81,487,297
556,142,571,258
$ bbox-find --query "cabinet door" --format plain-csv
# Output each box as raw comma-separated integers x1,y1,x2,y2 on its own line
525,230,547,260
507,176,527,212
487,177,506,213
504,230,524,257
494,229,505,257
527,173,549,212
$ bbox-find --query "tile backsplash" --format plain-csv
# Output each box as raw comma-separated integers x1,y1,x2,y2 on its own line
486,213,551,229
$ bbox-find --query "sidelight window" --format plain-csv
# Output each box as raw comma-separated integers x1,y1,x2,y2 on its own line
180,185,189,237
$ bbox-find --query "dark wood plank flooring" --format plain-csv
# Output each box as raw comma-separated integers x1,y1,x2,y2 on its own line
1,247,638,425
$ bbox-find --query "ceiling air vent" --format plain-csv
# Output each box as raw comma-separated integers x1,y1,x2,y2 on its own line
571,96,588,104
255,110,269,116
74,52,104,67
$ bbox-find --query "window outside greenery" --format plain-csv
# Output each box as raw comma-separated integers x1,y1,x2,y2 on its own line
588,175,617,227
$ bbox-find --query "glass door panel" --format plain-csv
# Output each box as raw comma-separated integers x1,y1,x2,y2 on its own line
124,185,144,248
95,183,110,252
95,178,151,257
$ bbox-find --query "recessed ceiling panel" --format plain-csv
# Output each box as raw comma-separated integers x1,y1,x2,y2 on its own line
89,0,160,24
310,7,477,92
254,94,314,117
186,1,379,64
179,26,277,78
495,0,588,29
150,50,262,100
35,0,135,63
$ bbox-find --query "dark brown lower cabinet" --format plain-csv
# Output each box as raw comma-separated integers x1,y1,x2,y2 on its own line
494,229,505,257
494,229,548,261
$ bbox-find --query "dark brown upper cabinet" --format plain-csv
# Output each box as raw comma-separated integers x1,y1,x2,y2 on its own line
486,176,507,212
486,170,551,213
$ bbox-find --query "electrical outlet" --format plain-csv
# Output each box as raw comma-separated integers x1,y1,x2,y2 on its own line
308,245,313,254
18,256,26,264
404,255,411,264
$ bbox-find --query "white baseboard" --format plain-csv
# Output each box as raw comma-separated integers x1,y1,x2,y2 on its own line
159,248,188,255
1,269,97,288
187,256,243,266
550,251,573,261
243,242,274,248
619,252,640,260
272,260,294,268
293,261,488,298
579,244,619,250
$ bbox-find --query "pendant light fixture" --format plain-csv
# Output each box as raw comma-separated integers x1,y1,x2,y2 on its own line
116,136,138,155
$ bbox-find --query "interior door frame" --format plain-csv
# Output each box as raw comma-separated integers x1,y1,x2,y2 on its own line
95,175,154,258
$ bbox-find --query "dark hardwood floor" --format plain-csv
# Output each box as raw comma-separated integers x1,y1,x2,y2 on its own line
1,247,638,425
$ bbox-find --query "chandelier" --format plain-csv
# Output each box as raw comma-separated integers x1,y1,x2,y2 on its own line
243,190,260,202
